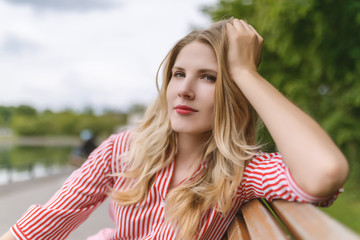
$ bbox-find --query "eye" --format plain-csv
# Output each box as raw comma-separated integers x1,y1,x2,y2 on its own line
174,72,185,78
202,74,216,82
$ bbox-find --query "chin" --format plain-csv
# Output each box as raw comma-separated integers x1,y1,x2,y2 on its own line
171,125,212,136
169,116,212,136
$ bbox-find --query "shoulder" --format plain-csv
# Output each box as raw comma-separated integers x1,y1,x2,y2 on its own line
93,129,132,156
245,152,283,172
242,152,286,187
109,129,133,154
87,129,132,173
105,129,133,173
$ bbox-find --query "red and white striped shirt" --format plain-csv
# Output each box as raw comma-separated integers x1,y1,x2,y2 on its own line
11,130,340,240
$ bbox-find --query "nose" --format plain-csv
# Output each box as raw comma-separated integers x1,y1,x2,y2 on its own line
177,77,195,100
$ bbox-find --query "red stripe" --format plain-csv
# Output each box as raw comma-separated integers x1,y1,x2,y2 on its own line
12,140,338,240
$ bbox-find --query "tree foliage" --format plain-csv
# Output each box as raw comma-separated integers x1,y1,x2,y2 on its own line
0,105,127,138
204,0,360,177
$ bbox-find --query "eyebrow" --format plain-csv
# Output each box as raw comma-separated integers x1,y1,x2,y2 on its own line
172,66,218,75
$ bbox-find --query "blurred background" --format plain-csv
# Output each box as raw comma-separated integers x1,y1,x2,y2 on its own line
0,0,359,235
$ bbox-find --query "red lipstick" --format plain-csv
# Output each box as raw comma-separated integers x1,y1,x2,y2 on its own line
175,105,198,114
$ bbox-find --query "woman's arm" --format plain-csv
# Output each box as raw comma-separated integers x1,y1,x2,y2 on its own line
0,231,16,240
226,19,349,197
4,133,122,240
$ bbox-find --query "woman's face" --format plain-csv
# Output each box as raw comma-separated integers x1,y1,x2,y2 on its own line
166,41,218,136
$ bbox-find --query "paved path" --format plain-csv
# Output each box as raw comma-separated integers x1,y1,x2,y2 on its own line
0,169,115,239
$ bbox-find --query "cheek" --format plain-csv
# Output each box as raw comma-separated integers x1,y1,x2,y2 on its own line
208,88,216,110
201,88,215,116
209,90,216,119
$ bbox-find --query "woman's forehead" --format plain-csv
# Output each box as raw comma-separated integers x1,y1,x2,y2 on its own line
173,41,218,72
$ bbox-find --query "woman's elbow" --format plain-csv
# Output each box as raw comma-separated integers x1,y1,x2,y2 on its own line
307,155,349,197
327,155,349,189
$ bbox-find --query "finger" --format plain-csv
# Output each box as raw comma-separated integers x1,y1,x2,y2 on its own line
247,24,257,34
249,24,261,37
233,19,253,33
247,24,263,67
231,18,246,32
225,21,236,36
239,19,252,32
248,24,263,43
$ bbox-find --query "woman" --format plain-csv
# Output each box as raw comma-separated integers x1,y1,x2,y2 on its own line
1,18,348,240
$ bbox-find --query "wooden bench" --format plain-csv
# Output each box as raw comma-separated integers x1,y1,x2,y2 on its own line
225,199,360,240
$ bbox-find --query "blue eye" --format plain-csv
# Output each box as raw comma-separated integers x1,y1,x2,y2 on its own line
174,72,185,78
203,75,216,82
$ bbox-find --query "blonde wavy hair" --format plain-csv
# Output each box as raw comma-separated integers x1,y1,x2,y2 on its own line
110,19,259,239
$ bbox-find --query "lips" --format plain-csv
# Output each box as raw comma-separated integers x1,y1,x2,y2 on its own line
175,105,198,114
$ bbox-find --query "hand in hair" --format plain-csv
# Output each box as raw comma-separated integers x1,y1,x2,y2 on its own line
225,18,348,198
225,19,263,75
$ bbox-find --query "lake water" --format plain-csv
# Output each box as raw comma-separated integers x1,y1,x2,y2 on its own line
0,145,73,185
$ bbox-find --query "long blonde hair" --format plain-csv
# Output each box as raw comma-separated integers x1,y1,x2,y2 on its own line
110,19,259,239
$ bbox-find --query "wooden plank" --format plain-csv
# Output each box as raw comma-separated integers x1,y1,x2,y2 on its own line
270,200,360,240
241,199,289,240
227,213,250,240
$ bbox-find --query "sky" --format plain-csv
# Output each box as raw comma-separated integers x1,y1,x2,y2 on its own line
0,0,218,112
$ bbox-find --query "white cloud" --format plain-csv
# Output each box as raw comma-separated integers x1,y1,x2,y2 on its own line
0,0,217,112
4,0,118,12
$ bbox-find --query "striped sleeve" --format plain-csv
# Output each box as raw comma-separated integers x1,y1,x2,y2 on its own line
240,152,342,207
11,134,118,240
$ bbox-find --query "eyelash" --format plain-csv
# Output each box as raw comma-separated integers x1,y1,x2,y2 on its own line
202,75,216,82
174,72,185,78
173,72,216,82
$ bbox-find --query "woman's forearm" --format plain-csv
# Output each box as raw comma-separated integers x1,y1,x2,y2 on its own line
233,68,349,197
0,231,16,240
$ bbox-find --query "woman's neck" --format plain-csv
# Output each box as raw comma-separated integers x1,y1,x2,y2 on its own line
175,132,210,171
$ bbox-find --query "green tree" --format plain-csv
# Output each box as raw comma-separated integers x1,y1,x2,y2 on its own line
204,0,360,176
7,105,126,137
14,105,37,117
0,106,13,126
204,0,360,232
